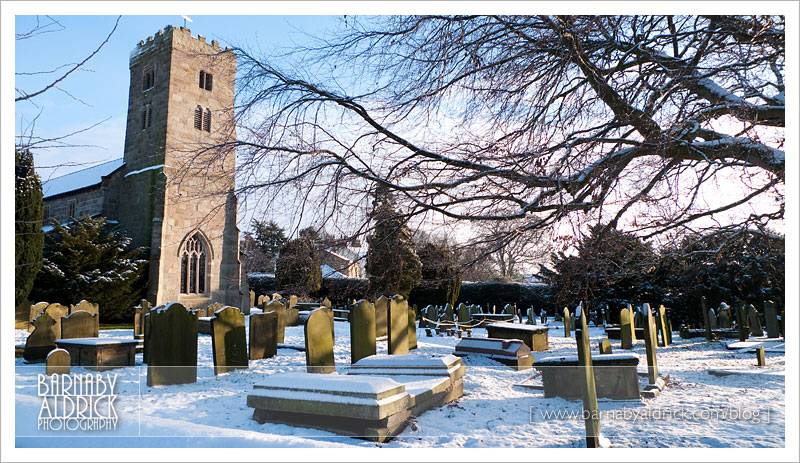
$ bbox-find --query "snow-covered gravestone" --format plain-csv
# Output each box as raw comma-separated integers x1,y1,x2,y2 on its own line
388,295,409,355
764,300,780,339
503,304,515,317
718,302,732,328
305,308,335,373
620,306,634,349
575,303,603,448
375,296,389,338
642,303,659,385
350,300,376,364
46,348,71,375
24,311,58,362
265,299,286,344
456,303,470,324
407,305,418,350
443,303,454,322
735,301,748,342
211,306,248,375
60,310,98,339
563,307,571,337
249,311,278,360
28,301,49,332
134,299,150,338
747,304,764,337
147,303,197,386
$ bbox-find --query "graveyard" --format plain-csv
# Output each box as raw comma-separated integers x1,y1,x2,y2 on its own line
13,299,785,448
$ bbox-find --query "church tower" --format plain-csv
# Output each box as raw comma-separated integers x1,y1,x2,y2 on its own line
106,26,244,310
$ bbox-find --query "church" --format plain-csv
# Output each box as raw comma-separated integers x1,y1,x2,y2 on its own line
41,26,248,311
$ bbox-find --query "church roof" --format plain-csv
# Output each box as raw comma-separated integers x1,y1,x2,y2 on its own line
42,158,124,199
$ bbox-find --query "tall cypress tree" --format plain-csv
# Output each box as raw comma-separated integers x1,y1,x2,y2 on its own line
15,149,44,307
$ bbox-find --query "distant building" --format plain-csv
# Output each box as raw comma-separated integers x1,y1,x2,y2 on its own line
41,26,247,311
319,248,361,279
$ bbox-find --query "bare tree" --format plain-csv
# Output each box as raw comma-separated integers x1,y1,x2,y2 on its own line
221,15,783,250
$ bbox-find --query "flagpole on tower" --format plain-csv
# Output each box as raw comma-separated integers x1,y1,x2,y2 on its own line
181,15,193,28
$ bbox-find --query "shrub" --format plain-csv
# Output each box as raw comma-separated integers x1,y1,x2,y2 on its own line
275,236,322,296
409,242,462,308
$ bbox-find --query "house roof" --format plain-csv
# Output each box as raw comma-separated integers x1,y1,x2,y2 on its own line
41,158,124,199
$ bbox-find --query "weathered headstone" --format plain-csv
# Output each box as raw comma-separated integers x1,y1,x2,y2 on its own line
443,303,454,322
708,308,718,330
633,309,643,329
60,310,99,339
46,348,71,375
43,303,69,342
540,309,547,325
265,300,286,344
249,311,278,360
70,300,99,317
286,294,299,326
657,305,669,346
718,302,732,328
321,297,332,309
271,293,282,301
408,305,418,350
620,307,634,349
665,318,673,345
642,303,659,385
147,303,198,386
563,307,571,337
598,338,612,355
24,312,57,362
210,306,248,375
764,300,780,339
257,294,266,306
249,289,255,309
456,303,470,324
736,301,748,342
28,301,49,332
375,296,389,338
756,346,766,367
388,295,409,355
350,300,376,364
304,308,335,373
576,303,602,448
134,299,151,338
747,304,764,337
701,296,712,341
503,304,515,317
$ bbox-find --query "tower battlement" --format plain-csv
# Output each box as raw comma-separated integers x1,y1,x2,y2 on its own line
132,25,229,64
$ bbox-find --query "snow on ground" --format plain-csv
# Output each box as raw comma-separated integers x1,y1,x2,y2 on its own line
14,318,784,448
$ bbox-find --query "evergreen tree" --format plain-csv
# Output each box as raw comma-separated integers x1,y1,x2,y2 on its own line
365,189,422,299
31,216,148,323
15,149,44,307
250,219,288,261
409,241,462,308
275,236,322,295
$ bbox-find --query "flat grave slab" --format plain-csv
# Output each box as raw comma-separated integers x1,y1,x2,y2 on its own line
534,353,640,400
454,337,533,370
725,339,785,352
708,367,785,377
54,338,139,371
486,322,550,351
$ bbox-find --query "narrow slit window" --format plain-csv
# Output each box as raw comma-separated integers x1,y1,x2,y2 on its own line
142,68,155,91
203,108,211,132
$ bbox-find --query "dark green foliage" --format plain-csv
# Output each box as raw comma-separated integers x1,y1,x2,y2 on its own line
540,225,662,322
365,190,422,299
275,236,322,295
456,281,552,311
15,149,44,308
317,277,369,304
409,242,462,308
251,219,287,259
30,216,148,323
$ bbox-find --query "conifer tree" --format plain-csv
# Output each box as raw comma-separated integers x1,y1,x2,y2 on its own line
275,236,322,295
15,149,44,307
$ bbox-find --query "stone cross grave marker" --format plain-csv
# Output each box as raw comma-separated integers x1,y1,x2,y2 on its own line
24,311,57,362
147,303,198,386
576,303,602,448
265,300,286,344
701,296,712,341
350,300,376,364
134,299,151,338
211,306,248,375
249,311,278,360
408,305,418,350
747,304,764,337
304,308,335,373
375,296,389,338
620,306,634,349
563,307,571,337
642,303,659,385
598,338,612,355
61,310,98,339
46,348,71,375
764,300,780,338
388,295,410,355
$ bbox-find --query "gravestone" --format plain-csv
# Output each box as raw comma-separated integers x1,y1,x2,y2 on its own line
375,296,389,338
633,309,643,329
708,308,718,330
70,300,99,317
286,295,299,326
718,302,732,328
598,338,612,355
210,306,248,375
305,308,335,373
736,301,748,342
407,305,418,350
503,304,515,317
456,303,470,324
321,297,332,309
764,300,780,338
272,293,282,301
60,310,98,339
249,289,255,309
388,295,409,355
575,303,602,448
443,303,454,322
134,299,151,338
257,294,266,307
249,311,278,360
46,348,71,375
28,301,49,332
24,312,57,362
620,307,634,349
42,304,68,342
206,302,225,318
665,317,673,345
657,305,669,346
756,346,766,367
702,296,712,341
526,307,535,325
350,300,376,364
540,309,547,325
563,307,571,337
747,304,764,337
642,303,659,385
265,300,286,344
147,303,197,386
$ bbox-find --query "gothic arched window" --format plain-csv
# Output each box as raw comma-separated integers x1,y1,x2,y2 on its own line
180,233,208,294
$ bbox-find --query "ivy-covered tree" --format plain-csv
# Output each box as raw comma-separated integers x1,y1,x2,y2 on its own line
15,149,44,308
30,216,148,323
409,242,462,308
275,236,322,295
365,189,422,299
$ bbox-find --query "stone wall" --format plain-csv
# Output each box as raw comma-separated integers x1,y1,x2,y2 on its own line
43,186,105,224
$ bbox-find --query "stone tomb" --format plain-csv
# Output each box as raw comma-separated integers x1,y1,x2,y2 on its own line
55,338,139,371
305,308,335,373
146,303,198,386
350,300,376,364
210,306,248,375
454,337,533,370
249,311,278,360
486,322,550,351
60,310,99,339
46,348,71,376
535,353,640,400
248,373,411,442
